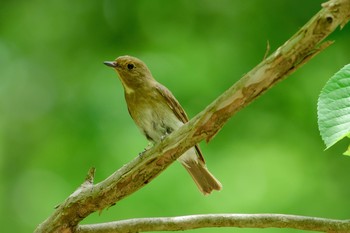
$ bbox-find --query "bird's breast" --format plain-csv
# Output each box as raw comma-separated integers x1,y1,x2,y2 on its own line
126,92,183,143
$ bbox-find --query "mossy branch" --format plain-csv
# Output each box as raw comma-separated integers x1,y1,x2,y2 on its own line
34,0,350,232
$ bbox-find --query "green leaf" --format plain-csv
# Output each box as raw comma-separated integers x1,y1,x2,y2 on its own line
318,64,350,149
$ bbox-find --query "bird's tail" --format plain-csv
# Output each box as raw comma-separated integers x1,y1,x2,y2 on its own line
178,149,222,195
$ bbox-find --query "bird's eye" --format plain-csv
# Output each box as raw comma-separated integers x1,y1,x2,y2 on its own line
127,63,135,70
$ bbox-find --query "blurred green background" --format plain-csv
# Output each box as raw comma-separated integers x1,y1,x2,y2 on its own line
1,0,350,232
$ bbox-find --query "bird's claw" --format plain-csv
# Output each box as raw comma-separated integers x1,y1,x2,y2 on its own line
138,148,148,157
160,132,170,141
138,142,154,157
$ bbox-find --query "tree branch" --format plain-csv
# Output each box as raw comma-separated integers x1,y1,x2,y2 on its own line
34,0,350,232
76,214,350,233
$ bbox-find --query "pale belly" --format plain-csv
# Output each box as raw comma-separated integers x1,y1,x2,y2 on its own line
133,106,183,143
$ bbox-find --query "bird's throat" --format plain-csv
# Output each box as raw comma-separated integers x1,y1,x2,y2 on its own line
118,78,134,94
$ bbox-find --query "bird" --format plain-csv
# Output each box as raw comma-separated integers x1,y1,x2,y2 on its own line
104,55,222,195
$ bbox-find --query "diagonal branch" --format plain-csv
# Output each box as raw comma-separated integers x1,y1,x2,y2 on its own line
76,214,350,233
34,0,350,233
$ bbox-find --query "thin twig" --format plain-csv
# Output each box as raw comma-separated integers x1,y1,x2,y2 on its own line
76,214,350,233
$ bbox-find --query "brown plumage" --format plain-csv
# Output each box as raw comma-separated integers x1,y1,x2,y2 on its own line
104,55,222,195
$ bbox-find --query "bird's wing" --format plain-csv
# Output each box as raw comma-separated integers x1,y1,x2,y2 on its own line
155,84,205,164
155,84,189,123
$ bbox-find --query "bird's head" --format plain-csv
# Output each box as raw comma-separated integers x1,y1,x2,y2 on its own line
104,55,154,92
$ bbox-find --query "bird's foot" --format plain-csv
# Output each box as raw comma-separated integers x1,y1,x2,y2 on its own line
160,132,171,141
138,142,154,157
138,148,149,157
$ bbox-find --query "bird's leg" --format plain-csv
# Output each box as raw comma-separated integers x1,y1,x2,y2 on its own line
160,134,168,141
139,142,154,156
160,126,173,141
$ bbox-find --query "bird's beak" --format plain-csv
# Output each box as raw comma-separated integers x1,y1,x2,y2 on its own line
104,61,117,68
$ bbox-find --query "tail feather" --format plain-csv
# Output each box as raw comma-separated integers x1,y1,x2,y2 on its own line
181,159,222,195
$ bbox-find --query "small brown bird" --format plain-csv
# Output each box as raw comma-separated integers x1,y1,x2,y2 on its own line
104,55,222,195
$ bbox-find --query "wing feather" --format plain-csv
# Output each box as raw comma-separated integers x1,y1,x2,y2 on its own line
155,84,205,163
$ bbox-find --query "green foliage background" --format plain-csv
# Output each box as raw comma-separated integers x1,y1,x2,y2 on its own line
1,1,350,232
